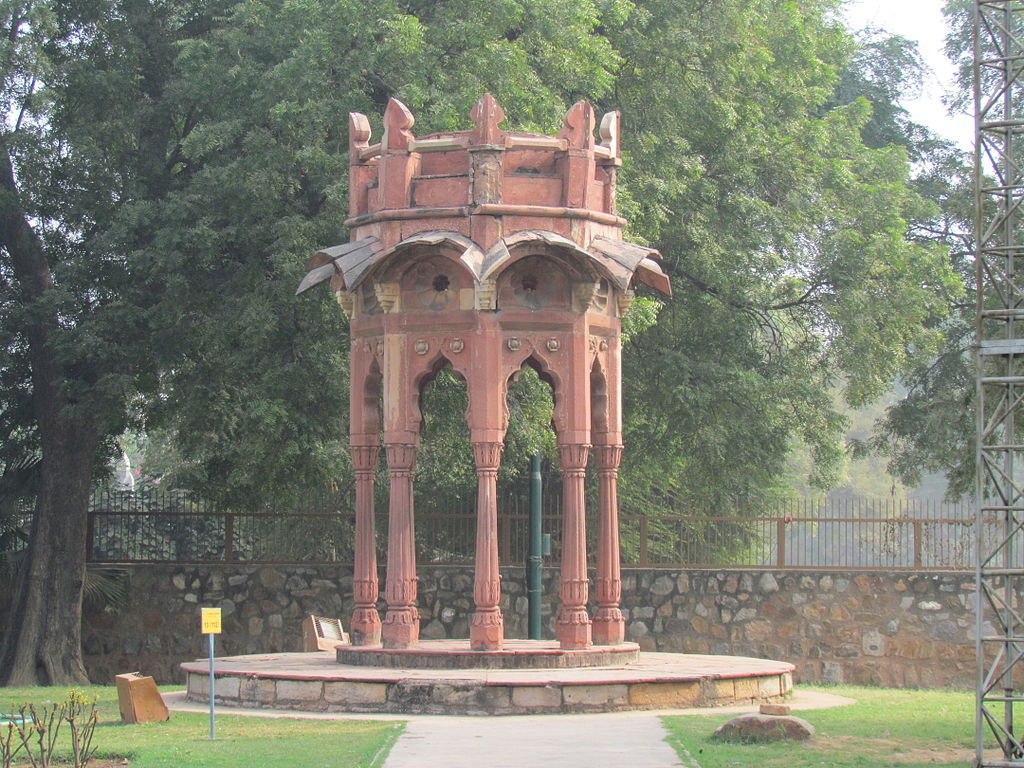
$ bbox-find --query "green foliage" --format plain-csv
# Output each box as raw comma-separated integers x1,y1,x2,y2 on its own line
857,4,975,499
0,0,964,512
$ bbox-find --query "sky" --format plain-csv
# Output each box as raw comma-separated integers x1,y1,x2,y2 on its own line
843,0,973,150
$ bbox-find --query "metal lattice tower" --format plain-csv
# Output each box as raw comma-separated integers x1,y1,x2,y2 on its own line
976,2,1024,765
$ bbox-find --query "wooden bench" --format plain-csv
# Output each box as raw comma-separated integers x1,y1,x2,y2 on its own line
302,615,350,652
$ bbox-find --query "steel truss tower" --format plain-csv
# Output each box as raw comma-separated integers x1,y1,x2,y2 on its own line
976,2,1024,765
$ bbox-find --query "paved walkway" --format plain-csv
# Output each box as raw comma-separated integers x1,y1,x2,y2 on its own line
164,690,855,768
382,710,683,768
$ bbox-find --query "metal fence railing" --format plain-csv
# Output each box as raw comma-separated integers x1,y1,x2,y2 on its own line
6,489,987,570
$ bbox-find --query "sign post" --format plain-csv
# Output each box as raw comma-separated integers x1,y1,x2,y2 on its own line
200,607,222,740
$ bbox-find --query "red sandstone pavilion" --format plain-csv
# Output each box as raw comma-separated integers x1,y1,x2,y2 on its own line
178,96,796,714
299,93,671,652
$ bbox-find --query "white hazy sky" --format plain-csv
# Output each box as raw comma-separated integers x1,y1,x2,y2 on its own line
843,0,972,150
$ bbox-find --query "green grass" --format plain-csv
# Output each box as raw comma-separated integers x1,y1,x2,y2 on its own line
662,686,981,768
1,686,403,768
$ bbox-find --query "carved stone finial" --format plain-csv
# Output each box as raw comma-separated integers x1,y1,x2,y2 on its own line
349,112,372,158
335,290,354,319
599,110,619,158
375,282,400,313
557,100,595,150
617,289,635,317
476,280,497,311
470,93,507,146
382,98,415,152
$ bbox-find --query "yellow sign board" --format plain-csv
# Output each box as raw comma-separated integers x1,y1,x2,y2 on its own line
201,607,222,635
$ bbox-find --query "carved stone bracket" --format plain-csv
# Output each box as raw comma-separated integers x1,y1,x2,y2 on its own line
617,289,635,317
476,280,497,310
335,290,355,319
375,282,400,313
574,281,599,311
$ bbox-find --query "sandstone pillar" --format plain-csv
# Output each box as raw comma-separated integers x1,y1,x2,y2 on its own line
350,443,382,645
470,441,504,650
592,444,625,645
557,442,592,649
382,442,419,649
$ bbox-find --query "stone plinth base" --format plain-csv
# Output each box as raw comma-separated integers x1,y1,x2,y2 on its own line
181,649,794,716
337,639,640,669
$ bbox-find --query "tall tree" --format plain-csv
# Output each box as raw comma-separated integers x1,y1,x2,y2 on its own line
605,0,958,509
0,0,234,685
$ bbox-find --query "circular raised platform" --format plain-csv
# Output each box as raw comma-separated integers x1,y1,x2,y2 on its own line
337,640,640,669
181,644,795,716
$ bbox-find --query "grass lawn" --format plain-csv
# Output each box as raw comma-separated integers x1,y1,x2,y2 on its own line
1,685,403,768
662,686,983,768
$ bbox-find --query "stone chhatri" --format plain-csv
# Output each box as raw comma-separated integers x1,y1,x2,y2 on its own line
298,94,670,651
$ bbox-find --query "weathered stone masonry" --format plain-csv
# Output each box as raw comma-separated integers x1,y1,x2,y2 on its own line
67,565,978,689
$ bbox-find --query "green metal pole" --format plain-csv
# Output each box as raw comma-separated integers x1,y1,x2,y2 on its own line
527,454,543,640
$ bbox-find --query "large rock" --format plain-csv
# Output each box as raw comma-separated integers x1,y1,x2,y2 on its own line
713,713,815,742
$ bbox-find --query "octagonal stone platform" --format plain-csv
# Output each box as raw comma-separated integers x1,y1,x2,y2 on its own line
337,639,641,669
181,642,795,716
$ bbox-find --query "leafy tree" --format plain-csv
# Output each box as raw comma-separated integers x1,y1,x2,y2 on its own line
846,2,976,498
604,0,958,511
0,0,195,685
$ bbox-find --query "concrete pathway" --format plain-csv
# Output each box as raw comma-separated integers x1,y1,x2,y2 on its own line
381,710,684,768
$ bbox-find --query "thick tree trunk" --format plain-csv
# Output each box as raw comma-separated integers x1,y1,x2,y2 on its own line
0,137,99,686
0,433,97,686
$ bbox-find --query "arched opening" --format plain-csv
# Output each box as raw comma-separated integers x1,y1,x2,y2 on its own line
504,360,557,486
414,361,475,603
501,359,559,633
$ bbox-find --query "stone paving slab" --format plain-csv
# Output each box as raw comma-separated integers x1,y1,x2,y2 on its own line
381,710,685,768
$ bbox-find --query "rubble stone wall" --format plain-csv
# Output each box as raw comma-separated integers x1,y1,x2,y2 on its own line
75,565,977,688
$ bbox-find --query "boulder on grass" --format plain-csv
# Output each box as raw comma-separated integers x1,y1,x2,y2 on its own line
713,713,815,742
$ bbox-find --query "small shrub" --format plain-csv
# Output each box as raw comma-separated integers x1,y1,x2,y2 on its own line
1,690,101,768
63,690,100,768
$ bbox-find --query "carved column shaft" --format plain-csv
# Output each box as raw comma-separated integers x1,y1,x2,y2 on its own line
470,441,504,650
351,444,382,645
592,444,625,645
557,443,592,650
382,443,419,649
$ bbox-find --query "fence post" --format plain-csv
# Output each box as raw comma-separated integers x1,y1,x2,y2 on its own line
777,518,786,568
86,510,95,562
639,516,649,567
225,514,234,561
913,521,922,568
500,513,511,563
